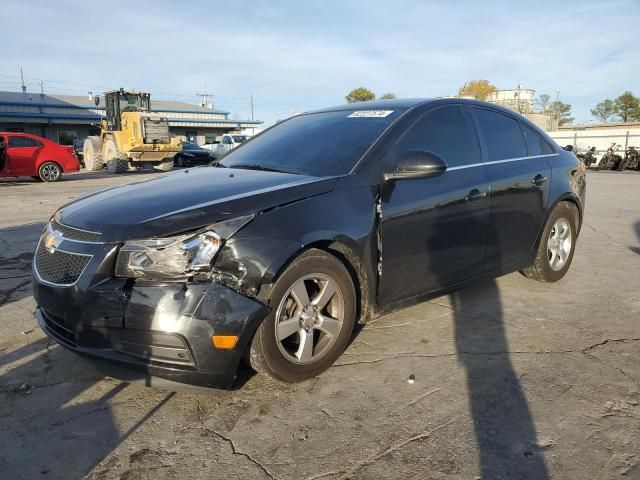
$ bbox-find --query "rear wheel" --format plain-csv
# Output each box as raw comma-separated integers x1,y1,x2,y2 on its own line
83,136,104,171
38,162,62,182
521,202,578,282
249,249,356,382
103,139,129,173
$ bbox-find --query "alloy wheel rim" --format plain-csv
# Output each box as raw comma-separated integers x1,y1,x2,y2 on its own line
42,164,59,181
275,273,344,365
547,218,572,271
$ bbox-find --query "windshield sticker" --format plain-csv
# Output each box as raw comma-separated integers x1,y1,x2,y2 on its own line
348,110,394,118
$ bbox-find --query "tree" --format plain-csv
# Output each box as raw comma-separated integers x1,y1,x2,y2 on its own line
590,99,617,123
536,93,551,112
613,91,640,122
548,101,574,126
379,93,397,100
345,87,376,103
458,80,497,101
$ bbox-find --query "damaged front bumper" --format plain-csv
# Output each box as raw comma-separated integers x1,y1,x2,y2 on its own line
33,274,270,390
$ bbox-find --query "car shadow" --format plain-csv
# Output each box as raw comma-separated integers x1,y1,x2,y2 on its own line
0,336,174,479
0,222,44,308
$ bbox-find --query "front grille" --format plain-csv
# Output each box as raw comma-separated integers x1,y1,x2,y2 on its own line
34,241,92,286
51,219,101,242
142,117,171,144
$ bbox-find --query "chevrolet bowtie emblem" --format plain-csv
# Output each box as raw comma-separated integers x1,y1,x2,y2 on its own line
44,227,64,254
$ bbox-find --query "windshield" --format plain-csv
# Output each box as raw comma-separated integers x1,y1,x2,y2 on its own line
119,94,149,112
219,109,404,176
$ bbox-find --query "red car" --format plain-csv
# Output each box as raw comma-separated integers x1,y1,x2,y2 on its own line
0,133,80,182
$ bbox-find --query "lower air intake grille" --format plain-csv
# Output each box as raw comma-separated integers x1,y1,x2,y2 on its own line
34,241,91,286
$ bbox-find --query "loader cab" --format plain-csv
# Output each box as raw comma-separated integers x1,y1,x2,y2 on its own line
104,90,151,132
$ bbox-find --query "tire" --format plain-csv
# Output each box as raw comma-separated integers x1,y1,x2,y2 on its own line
31,176,43,181
103,138,129,173
154,159,174,172
38,162,62,182
521,202,579,282
83,136,104,172
249,249,356,382
174,154,185,168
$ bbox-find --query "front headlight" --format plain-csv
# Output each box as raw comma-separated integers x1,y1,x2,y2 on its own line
114,215,253,281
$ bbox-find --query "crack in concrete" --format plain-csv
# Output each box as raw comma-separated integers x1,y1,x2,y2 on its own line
0,278,31,306
334,338,640,368
195,396,277,480
583,222,626,248
307,419,454,480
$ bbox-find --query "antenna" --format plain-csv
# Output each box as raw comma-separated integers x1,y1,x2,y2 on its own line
20,66,26,93
196,84,214,109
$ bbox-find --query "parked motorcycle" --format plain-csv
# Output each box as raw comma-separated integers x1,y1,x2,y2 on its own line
576,146,598,168
623,146,639,171
598,143,623,170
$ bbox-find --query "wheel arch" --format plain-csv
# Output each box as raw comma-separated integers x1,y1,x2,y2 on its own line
260,238,375,324
528,193,582,264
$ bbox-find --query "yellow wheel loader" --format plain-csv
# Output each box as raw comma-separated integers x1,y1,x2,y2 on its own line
83,89,182,173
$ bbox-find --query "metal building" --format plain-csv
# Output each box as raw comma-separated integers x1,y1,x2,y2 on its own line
0,91,262,145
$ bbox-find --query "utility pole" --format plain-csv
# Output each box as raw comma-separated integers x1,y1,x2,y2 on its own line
196,84,213,109
39,80,44,95
20,66,26,93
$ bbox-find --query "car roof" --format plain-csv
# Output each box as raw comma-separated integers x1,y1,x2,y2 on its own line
309,98,434,114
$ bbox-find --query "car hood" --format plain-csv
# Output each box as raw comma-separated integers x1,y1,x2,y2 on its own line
59,167,338,241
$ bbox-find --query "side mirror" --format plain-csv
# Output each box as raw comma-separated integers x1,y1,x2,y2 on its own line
94,95,100,106
384,150,448,181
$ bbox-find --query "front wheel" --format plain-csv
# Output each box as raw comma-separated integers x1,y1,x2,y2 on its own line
38,162,62,182
521,202,578,282
249,249,356,382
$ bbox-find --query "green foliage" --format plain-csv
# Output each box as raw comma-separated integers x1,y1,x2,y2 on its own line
590,99,617,123
458,80,497,101
548,100,574,126
613,91,640,122
379,93,397,100
345,87,376,103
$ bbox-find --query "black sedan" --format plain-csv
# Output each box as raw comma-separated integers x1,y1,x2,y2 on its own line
174,141,213,167
32,98,586,390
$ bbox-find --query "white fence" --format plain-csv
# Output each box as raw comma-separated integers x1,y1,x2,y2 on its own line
548,127,640,164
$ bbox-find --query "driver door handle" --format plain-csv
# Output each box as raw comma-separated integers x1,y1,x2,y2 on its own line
532,174,548,186
465,189,487,202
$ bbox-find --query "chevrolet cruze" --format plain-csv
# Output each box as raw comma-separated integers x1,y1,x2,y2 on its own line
33,99,586,390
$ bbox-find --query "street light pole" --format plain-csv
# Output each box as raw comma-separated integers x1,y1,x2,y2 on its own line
555,88,560,129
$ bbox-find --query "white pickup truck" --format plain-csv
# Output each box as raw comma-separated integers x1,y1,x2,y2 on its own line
201,134,249,159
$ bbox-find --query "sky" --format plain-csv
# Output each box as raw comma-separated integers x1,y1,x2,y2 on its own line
2,0,639,126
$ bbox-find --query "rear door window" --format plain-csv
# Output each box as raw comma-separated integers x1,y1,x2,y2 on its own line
473,108,527,161
395,106,481,168
521,124,542,156
8,136,43,148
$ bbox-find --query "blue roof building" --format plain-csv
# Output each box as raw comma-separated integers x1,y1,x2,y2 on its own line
0,90,262,145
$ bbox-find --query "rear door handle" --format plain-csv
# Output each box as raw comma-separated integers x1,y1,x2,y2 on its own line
532,174,548,186
465,189,487,202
